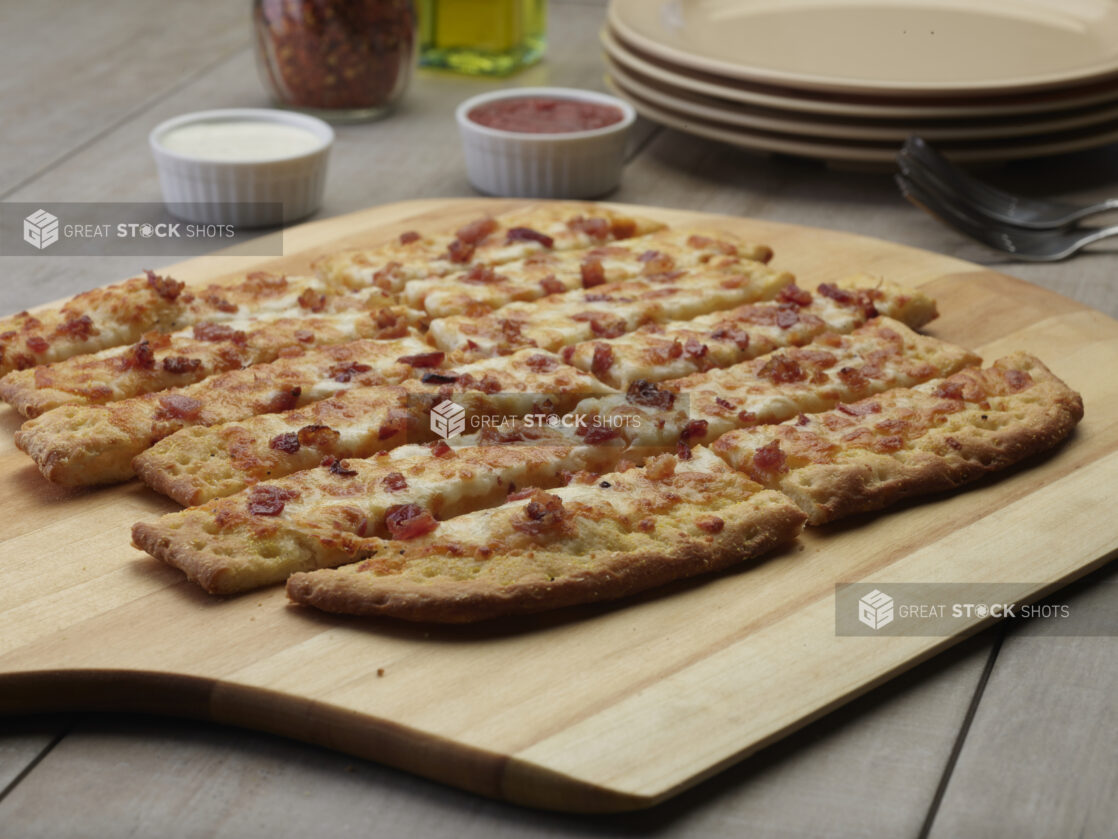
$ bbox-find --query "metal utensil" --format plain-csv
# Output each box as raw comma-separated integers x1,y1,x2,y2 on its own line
896,172,1118,261
900,136,1118,229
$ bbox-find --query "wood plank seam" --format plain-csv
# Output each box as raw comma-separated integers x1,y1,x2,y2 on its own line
0,716,76,807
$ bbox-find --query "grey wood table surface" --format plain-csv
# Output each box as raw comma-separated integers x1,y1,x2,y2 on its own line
1,2,1116,837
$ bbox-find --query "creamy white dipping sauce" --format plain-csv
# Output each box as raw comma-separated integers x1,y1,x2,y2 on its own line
159,121,324,161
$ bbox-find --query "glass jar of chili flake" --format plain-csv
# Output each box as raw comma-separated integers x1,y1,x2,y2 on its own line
254,0,417,122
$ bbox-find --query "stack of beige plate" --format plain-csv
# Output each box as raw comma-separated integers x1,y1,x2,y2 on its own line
603,0,1118,164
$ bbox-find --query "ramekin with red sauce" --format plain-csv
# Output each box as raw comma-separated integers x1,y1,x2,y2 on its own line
456,87,636,199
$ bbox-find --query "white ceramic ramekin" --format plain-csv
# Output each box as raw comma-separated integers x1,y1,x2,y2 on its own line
456,87,636,199
149,108,334,228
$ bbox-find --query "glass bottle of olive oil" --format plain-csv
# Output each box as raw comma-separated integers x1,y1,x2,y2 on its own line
419,0,547,76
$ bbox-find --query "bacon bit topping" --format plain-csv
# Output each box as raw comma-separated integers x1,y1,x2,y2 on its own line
686,234,738,255
124,339,157,371
430,439,454,458
192,323,247,344
576,312,626,339
163,356,202,374
1004,369,1032,392
568,215,610,239
818,283,878,318
330,361,372,382
683,337,708,359
157,393,202,420
507,226,554,248
473,373,500,394
26,335,50,354
373,309,408,338
378,409,409,440
57,314,96,341
298,424,340,450
525,353,558,373
539,274,565,295
680,419,709,443
738,410,757,424
297,288,327,312
321,456,358,477
513,490,569,536
270,432,300,454
627,379,675,409
583,425,621,445
462,265,503,285
385,503,438,539
715,397,734,411
373,262,402,291
778,285,813,307
580,257,606,288
247,485,297,516
560,346,576,363
422,371,459,385
945,436,963,451
204,294,238,313
399,230,421,245
270,387,301,412
648,340,683,365
838,366,868,389
382,471,407,491
636,518,656,532
591,343,614,377
696,515,725,534
456,217,498,244
933,380,966,400
676,440,694,460
838,401,881,416
758,355,805,384
874,435,905,453
797,413,811,425
144,270,184,301
752,441,787,475
611,218,637,239
294,329,315,343
711,324,751,351
776,307,800,329
398,351,445,368
12,353,35,370
445,238,475,264
639,250,676,274
507,487,535,501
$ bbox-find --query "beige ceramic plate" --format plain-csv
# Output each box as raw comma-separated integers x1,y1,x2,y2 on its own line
603,26,1118,120
606,76,1118,164
605,55,1118,143
610,0,1118,96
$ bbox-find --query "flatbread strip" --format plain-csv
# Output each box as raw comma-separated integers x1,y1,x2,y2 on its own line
429,261,794,357
285,448,807,623
133,440,622,594
0,271,332,378
561,276,938,388
133,349,615,505
711,352,1084,525
14,336,431,486
573,318,982,450
315,203,666,293
0,307,415,418
402,229,773,318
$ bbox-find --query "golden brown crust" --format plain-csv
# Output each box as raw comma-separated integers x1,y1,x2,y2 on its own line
712,352,1084,524
315,204,666,293
284,449,806,622
0,308,415,418
133,443,621,594
15,336,429,486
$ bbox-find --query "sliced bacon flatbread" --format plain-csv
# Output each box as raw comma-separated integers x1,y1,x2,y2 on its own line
573,318,981,450
429,261,794,357
284,448,806,623
403,229,773,318
0,272,334,378
560,276,937,388
0,307,415,418
14,336,431,486
315,203,665,293
711,352,1084,525
133,440,621,594
133,349,614,505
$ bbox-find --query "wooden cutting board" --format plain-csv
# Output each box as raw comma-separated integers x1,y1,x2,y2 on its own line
1,200,1116,813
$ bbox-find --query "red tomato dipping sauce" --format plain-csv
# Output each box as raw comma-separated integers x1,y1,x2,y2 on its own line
468,97,625,134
